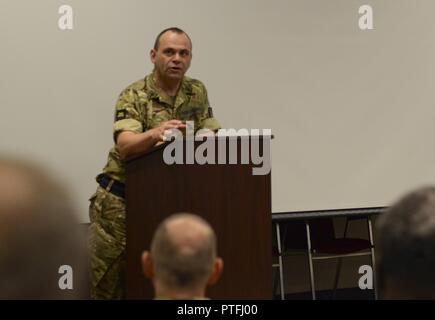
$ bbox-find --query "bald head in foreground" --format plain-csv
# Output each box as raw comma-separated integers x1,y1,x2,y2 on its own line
0,157,86,299
377,186,435,299
142,213,223,299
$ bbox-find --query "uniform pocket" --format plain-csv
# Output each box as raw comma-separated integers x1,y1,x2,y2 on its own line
88,190,102,222
98,192,126,245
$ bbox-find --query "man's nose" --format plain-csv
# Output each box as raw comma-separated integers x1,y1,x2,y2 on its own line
172,53,181,63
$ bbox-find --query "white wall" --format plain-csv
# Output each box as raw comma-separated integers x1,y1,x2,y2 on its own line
1,0,435,221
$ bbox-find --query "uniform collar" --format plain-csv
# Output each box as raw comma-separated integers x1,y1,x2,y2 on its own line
146,72,192,107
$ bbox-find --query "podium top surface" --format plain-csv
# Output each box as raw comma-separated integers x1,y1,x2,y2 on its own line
125,133,274,163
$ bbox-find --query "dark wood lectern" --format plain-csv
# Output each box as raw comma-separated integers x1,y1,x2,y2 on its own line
125,136,272,299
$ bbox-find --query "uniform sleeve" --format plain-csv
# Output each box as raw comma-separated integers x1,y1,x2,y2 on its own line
113,88,144,142
197,85,221,132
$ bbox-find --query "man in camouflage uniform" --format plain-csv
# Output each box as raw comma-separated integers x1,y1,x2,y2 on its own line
88,27,221,299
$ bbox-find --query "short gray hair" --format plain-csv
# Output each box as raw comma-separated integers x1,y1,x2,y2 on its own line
153,27,192,51
150,213,216,290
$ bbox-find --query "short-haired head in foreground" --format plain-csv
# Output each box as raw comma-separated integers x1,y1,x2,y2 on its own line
0,157,86,299
142,213,223,299
377,186,435,299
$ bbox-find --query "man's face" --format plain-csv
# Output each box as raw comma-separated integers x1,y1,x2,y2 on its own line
150,31,192,81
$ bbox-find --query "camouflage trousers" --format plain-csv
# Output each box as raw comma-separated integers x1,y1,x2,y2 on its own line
88,186,126,299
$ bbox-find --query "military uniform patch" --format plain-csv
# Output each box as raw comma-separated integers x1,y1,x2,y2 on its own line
115,109,128,121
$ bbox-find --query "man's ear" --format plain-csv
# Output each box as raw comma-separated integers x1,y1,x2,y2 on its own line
150,49,156,64
142,251,154,280
207,257,223,286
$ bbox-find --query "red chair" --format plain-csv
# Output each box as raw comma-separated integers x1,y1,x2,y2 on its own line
273,210,379,300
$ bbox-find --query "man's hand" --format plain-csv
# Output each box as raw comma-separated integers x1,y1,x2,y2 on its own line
150,120,186,143
117,120,186,160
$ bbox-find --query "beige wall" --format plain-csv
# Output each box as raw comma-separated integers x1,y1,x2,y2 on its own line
1,0,435,222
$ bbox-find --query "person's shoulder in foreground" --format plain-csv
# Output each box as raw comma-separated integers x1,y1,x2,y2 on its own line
377,186,435,299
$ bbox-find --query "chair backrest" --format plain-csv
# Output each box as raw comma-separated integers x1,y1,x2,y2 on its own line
310,218,336,247
281,218,335,250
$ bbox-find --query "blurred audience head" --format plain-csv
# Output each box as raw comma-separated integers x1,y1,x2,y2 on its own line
377,186,435,299
0,156,86,299
142,213,223,299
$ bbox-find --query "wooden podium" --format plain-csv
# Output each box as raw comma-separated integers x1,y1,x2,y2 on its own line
125,135,272,299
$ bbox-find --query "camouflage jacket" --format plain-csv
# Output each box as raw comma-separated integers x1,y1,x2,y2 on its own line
101,73,221,183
